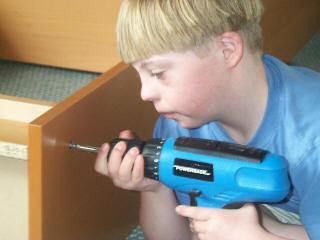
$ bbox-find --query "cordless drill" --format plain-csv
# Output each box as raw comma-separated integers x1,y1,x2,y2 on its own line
70,137,291,208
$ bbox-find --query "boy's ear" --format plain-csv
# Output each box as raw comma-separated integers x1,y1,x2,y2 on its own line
218,31,244,68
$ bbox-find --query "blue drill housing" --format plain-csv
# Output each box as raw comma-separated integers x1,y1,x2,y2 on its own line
158,138,291,208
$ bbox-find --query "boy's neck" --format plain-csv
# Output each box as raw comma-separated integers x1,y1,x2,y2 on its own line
219,52,268,144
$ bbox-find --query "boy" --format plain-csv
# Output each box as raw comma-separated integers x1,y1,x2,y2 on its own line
95,0,320,239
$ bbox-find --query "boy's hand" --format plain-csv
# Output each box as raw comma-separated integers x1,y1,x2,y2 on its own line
94,130,160,192
176,204,279,240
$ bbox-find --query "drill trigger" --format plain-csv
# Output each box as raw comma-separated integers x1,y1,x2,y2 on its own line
188,190,202,206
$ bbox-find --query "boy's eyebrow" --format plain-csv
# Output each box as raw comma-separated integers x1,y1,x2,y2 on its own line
140,59,169,69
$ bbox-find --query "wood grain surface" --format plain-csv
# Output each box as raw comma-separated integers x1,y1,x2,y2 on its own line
0,0,319,71
261,0,320,62
0,0,121,72
29,63,158,240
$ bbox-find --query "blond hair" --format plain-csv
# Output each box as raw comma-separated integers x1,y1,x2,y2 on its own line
117,0,264,63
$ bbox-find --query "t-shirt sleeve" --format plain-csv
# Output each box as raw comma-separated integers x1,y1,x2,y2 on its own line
292,146,320,239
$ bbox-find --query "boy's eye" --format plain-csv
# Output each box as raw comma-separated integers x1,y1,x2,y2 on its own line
151,71,164,79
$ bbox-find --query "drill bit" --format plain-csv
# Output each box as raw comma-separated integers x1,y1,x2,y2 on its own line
69,142,99,153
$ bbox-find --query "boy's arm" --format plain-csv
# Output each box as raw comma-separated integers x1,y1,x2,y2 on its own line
140,185,192,240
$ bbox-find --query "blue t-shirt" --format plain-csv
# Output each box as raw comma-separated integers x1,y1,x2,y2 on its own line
153,55,320,239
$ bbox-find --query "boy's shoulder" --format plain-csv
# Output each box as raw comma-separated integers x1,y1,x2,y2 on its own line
265,55,320,159
264,54,320,89
264,54,320,117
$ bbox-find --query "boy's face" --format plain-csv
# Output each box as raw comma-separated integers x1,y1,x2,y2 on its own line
133,49,229,129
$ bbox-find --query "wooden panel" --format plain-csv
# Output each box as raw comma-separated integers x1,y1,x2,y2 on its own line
0,0,318,72
29,63,158,240
0,0,121,72
261,0,320,61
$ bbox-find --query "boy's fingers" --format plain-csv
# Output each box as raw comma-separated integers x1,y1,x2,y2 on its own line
118,147,139,181
94,143,110,176
191,220,207,233
176,205,212,221
131,155,144,182
107,141,126,178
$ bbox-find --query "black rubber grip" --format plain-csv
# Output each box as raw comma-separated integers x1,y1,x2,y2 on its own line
108,138,145,157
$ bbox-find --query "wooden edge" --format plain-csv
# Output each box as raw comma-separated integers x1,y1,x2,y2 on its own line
0,119,28,145
0,96,54,123
28,124,43,240
0,94,53,144
31,61,128,126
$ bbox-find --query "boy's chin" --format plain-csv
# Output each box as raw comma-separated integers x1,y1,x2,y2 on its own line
163,113,207,129
176,119,204,129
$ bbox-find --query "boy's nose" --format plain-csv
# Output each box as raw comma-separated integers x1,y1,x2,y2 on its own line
140,83,158,102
